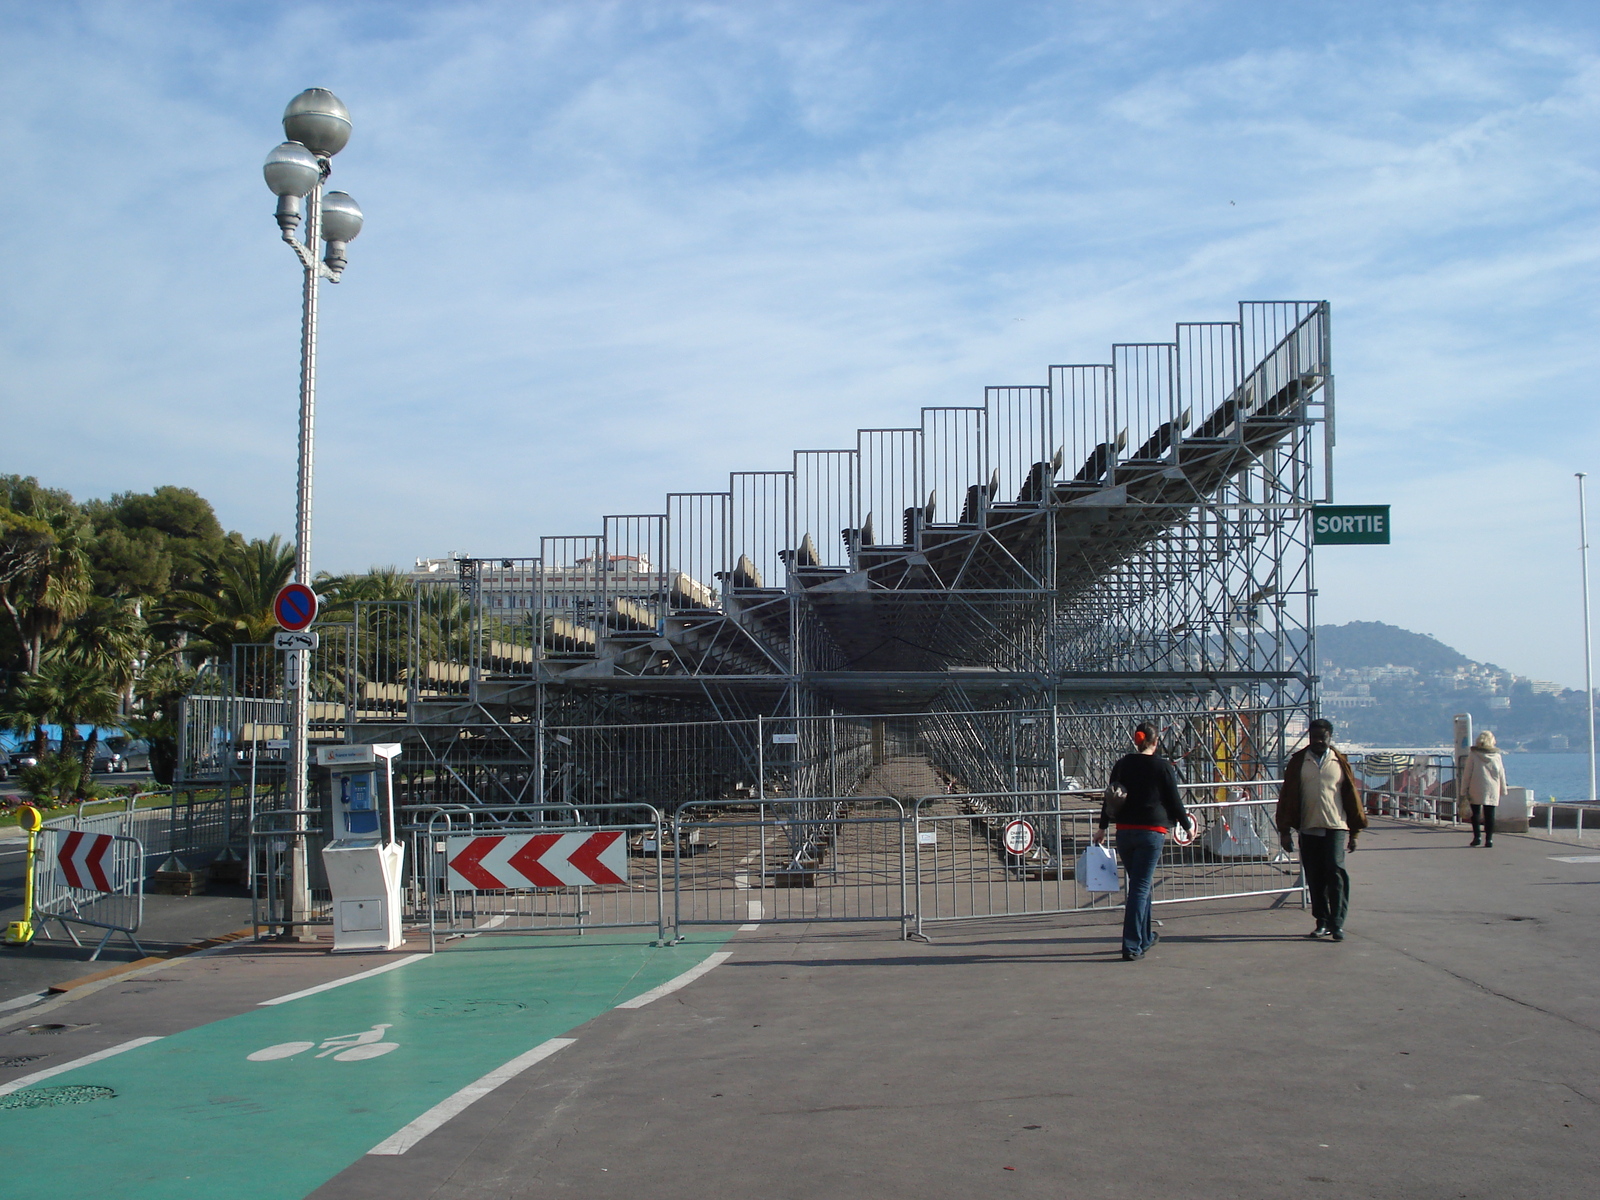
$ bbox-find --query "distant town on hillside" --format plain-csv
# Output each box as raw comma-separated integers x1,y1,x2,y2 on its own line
1318,621,1587,749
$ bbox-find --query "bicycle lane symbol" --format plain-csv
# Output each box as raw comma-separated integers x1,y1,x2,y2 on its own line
246,1023,400,1063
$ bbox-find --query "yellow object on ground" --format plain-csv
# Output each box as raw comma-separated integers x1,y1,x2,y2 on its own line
4,804,43,945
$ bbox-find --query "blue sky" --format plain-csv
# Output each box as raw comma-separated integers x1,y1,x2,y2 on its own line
1,1,1597,686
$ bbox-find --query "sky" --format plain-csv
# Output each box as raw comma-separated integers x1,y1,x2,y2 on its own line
1,0,1597,686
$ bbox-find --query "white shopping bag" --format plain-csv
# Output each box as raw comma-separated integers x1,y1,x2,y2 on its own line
1076,843,1120,893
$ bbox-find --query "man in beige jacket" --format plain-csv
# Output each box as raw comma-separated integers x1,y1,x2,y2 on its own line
1276,718,1368,941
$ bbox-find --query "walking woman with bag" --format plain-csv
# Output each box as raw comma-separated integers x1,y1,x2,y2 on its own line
1460,730,1509,847
1093,722,1193,961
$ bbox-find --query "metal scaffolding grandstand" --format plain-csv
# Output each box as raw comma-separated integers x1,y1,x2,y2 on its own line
184,300,1332,818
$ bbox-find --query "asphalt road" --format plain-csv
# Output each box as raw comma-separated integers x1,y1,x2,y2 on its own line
2,818,1596,1200
0,821,253,1001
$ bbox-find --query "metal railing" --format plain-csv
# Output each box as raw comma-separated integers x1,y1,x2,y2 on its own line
909,781,1304,938
1531,801,1599,839
671,798,908,932
408,802,669,949
47,788,245,875
28,827,146,960
224,784,1329,946
248,809,331,936
1348,752,1464,823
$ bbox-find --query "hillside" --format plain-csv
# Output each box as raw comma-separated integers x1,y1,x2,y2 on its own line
1315,621,1583,748
1315,621,1470,674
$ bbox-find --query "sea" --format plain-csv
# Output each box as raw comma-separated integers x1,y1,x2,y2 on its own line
1355,748,1598,802
1491,751,1597,803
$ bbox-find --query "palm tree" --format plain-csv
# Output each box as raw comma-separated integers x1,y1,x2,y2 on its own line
317,565,414,607
0,668,58,759
58,596,149,711
157,534,296,664
0,486,92,671
317,566,418,691
35,656,121,795
1,656,120,799
129,660,196,786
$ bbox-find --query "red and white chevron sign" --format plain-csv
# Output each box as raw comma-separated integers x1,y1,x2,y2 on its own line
446,832,629,891
56,830,117,892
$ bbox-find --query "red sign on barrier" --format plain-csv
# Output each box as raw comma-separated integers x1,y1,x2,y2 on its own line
57,831,116,892
446,831,629,891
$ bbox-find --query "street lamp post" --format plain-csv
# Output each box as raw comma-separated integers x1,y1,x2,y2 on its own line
1580,473,1596,806
262,89,363,934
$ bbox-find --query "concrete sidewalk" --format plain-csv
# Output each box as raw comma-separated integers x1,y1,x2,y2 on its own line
2,818,1595,1200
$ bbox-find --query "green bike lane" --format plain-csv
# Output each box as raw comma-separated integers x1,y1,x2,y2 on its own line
0,931,734,1200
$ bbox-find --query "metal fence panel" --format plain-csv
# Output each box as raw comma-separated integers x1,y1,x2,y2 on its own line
672,798,907,931
911,782,1304,937
29,827,146,959
408,803,668,947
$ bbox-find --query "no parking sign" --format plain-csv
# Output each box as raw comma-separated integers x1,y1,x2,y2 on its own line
273,583,318,632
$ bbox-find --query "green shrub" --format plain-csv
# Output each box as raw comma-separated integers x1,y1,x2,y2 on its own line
17,753,90,807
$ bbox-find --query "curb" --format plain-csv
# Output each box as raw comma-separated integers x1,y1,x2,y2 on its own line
45,928,258,994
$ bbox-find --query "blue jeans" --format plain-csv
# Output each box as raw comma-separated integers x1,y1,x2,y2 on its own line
1116,828,1165,955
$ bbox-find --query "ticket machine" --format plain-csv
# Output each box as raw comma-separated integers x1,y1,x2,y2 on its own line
316,743,404,952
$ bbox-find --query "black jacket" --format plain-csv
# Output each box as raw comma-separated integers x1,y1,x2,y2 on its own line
1099,752,1188,830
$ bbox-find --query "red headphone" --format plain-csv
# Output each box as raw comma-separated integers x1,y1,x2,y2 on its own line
1133,729,1149,746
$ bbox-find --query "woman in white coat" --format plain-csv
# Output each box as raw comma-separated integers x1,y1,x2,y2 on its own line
1460,730,1509,847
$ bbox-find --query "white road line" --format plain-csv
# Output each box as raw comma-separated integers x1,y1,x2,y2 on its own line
0,1036,162,1097
1550,854,1600,863
740,898,763,931
367,1037,576,1155
259,954,429,1006
615,951,733,1009
0,991,46,1014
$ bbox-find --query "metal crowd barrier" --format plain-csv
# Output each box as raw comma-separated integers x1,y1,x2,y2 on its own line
1349,752,1464,824
408,803,669,949
222,786,1319,948
909,781,1305,939
29,827,147,960
249,808,333,936
49,789,243,874
671,797,907,934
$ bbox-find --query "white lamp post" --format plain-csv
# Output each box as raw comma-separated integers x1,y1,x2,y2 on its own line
1580,473,1596,806
262,88,363,934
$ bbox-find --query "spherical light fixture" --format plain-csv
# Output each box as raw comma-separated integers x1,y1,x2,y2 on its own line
319,191,364,271
282,88,351,158
263,141,322,230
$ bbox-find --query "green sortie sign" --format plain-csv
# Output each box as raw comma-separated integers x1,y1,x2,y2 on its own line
1312,505,1391,545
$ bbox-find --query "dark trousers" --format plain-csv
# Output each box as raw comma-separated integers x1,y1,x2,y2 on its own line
1470,805,1496,842
1116,828,1165,955
1299,829,1349,932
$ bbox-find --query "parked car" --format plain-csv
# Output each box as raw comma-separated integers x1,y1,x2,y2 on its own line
102,737,151,773
8,743,58,771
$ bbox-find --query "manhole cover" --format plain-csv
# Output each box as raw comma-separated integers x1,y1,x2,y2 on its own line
403,999,530,1019
0,1085,116,1110
12,1024,87,1036
0,1055,48,1068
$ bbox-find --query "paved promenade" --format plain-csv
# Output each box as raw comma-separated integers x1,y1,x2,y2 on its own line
2,818,1596,1199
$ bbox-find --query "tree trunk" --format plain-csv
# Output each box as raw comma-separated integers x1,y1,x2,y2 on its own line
78,728,99,799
